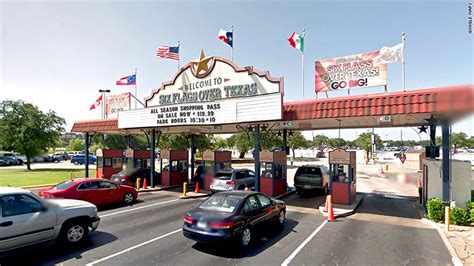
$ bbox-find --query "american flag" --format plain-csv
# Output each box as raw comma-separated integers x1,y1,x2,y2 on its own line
156,46,179,60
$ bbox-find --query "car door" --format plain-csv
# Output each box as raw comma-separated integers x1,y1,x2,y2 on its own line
0,193,56,252
242,195,264,227
98,181,120,204
256,194,274,223
76,181,101,205
245,170,256,188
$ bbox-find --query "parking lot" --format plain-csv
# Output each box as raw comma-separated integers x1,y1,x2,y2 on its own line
0,180,452,266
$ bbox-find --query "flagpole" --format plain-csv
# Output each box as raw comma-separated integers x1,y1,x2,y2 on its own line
177,41,180,70
302,29,305,99
134,68,138,109
401,32,406,92
231,25,234,62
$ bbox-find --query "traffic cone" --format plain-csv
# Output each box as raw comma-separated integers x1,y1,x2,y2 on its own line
324,195,329,212
142,178,147,190
195,182,200,193
327,195,335,222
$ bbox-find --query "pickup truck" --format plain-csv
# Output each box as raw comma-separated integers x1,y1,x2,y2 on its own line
0,187,100,253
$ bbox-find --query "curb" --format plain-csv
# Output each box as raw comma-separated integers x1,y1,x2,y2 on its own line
276,189,296,200
318,195,364,219
422,218,463,266
138,184,182,193
180,193,211,199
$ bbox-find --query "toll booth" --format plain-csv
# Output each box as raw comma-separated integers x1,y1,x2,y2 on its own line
125,148,151,169
160,149,188,186
202,150,232,190
260,150,287,197
96,148,123,179
329,148,357,205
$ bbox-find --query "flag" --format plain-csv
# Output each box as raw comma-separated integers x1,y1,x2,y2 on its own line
89,95,103,111
116,74,136,85
288,32,304,52
378,43,404,63
218,29,233,47
156,46,180,60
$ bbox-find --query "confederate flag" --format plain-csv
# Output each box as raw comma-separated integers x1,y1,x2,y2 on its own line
89,95,103,110
116,74,136,85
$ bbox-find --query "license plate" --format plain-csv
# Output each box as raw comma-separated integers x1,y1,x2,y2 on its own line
197,221,207,229
304,185,312,189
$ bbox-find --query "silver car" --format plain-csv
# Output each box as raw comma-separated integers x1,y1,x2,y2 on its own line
0,187,100,253
210,169,255,192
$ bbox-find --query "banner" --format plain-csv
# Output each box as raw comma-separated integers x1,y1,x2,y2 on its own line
315,51,387,93
106,92,131,118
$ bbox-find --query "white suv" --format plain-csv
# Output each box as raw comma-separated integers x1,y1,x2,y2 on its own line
0,187,100,253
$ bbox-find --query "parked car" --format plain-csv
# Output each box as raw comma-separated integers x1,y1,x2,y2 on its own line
0,156,20,166
31,155,53,163
38,178,138,206
0,158,8,167
0,187,100,253
316,150,326,158
210,169,255,192
183,191,286,248
111,168,160,187
0,153,23,165
70,155,97,165
52,152,70,161
294,165,331,195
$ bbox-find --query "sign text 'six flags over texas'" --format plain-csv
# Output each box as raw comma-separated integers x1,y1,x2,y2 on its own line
315,51,387,93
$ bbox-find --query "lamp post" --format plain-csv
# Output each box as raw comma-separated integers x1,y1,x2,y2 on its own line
99,89,111,119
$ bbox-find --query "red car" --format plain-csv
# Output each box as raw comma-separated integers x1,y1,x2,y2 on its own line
38,178,138,206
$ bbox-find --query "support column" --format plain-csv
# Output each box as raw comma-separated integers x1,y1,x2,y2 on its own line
254,125,260,192
441,122,450,202
430,122,437,159
190,134,196,184
282,129,288,190
150,129,156,188
85,132,90,178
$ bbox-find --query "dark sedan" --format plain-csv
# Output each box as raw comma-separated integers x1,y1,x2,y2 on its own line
111,168,160,186
182,191,286,248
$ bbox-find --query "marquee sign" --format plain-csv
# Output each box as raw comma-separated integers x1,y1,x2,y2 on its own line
118,51,283,129
315,51,387,93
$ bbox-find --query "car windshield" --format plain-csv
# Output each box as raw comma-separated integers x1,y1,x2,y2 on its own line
215,172,232,180
52,181,77,190
296,167,322,177
199,194,242,213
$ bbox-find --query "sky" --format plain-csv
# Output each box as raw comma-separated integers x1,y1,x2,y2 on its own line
1,0,473,141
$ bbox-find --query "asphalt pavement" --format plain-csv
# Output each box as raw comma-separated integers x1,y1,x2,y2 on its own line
0,188,453,266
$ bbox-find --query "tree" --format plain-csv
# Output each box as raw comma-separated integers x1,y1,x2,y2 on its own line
312,134,329,148
213,136,228,150
451,132,468,149
288,131,310,158
0,100,65,170
233,133,253,158
327,138,346,148
354,132,382,158
67,139,84,151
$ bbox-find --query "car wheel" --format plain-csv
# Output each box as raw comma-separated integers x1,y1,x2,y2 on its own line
60,221,88,245
74,161,79,165
237,185,245,190
124,192,135,205
240,227,252,247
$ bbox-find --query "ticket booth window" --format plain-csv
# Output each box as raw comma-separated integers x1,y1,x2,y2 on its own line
162,158,170,170
104,158,112,167
112,158,122,169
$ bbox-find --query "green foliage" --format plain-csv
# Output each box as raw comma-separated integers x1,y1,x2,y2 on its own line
467,201,474,224
233,133,253,158
327,138,346,148
312,134,329,147
427,198,444,222
354,132,383,152
66,139,84,151
288,131,310,158
0,100,65,170
450,207,468,225
213,136,228,150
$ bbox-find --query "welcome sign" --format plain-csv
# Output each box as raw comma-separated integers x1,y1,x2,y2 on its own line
315,51,387,93
118,52,283,129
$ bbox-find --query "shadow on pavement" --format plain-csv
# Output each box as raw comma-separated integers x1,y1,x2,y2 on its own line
0,231,117,266
355,193,421,219
191,219,298,258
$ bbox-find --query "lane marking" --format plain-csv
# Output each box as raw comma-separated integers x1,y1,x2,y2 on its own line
281,220,328,266
86,228,182,266
100,198,180,218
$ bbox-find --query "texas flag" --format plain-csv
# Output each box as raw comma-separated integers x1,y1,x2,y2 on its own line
116,74,136,85
89,95,103,111
218,29,233,47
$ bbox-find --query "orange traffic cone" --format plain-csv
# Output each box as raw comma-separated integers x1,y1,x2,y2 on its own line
142,178,147,190
195,182,199,193
324,195,329,212
327,195,335,222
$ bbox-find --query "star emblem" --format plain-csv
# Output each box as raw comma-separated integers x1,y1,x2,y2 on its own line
418,125,428,133
191,50,214,78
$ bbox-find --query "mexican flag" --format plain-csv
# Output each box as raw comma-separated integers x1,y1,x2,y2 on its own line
288,32,304,52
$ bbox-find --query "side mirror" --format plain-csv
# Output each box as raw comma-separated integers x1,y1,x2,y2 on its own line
40,205,49,212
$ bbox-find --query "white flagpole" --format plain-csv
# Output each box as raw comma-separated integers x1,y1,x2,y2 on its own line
134,68,138,109
231,25,234,62
401,32,406,92
302,29,305,99
177,41,181,70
